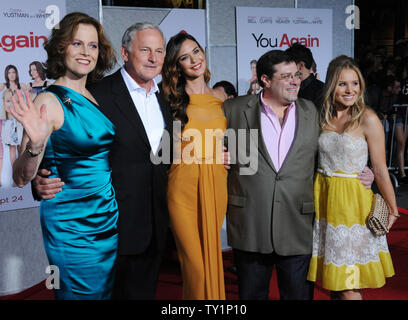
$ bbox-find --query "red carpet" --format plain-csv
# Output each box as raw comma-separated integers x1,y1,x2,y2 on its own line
2,214,407,300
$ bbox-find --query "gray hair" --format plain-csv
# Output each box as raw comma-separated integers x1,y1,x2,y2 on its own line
121,22,165,52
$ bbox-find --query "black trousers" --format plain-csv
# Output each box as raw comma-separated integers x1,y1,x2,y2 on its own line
233,249,314,300
111,242,164,300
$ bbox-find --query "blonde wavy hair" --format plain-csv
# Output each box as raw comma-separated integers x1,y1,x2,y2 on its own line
321,55,367,131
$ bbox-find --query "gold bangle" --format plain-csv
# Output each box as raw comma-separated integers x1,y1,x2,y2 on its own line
25,145,44,157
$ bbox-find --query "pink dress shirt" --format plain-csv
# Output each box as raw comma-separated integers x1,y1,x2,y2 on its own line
260,93,297,171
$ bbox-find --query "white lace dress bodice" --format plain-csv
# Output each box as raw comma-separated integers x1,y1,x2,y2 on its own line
318,131,368,174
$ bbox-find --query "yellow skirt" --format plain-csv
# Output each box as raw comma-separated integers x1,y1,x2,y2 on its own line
307,172,395,291
167,162,227,299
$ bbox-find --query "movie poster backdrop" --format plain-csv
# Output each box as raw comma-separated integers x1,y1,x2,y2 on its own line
0,0,66,212
236,7,332,95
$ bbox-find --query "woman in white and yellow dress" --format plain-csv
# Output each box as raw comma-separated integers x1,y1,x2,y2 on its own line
307,55,399,300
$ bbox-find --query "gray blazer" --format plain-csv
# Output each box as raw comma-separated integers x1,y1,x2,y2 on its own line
222,94,320,255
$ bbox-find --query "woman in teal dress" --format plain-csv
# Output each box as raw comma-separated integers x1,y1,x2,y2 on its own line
9,12,117,299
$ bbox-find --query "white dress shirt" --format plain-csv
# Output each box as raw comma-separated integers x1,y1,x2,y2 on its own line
120,67,165,154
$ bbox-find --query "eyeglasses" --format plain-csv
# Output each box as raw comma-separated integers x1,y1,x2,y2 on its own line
278,72,302,81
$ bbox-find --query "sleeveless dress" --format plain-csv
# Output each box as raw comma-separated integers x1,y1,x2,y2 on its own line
29,80,48,99
167,94,228,299
307,131,395,291
41,85,118,299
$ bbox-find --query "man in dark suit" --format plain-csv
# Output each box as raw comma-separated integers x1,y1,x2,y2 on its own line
33,22,172,299
285,43,324,108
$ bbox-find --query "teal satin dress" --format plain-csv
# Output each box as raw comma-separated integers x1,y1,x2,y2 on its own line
40,85,118,299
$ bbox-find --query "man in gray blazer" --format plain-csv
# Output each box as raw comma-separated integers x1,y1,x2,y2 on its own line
223,50,319,300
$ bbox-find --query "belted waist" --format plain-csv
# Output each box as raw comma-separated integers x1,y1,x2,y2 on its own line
317,168,358,178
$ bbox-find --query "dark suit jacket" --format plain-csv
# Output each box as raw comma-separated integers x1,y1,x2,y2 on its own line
299,74,324,109
88,69,173,255
223,94,320,255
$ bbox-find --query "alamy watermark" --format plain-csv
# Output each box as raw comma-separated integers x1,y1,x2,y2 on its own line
345,5,360,30
45,5,60,30
45,265,60,290
150,121,259,175
345,265,360,289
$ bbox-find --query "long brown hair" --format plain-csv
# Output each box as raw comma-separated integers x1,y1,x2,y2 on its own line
4,65,21,89
29,61,46,80
44,12,116,84
161,32,210,128
321,55,367,131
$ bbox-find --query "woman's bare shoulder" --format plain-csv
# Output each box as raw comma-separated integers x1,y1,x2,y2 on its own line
34,91,60,107
361,107,383,136
33,91,64,127
361,107,380,125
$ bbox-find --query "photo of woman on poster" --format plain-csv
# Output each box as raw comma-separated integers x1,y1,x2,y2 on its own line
249,59,257,84
28,61,48,99
0,89,4,186
247,78,261,95
1,65,26,173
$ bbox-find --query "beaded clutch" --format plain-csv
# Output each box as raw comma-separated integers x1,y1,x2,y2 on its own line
367,193,389,237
